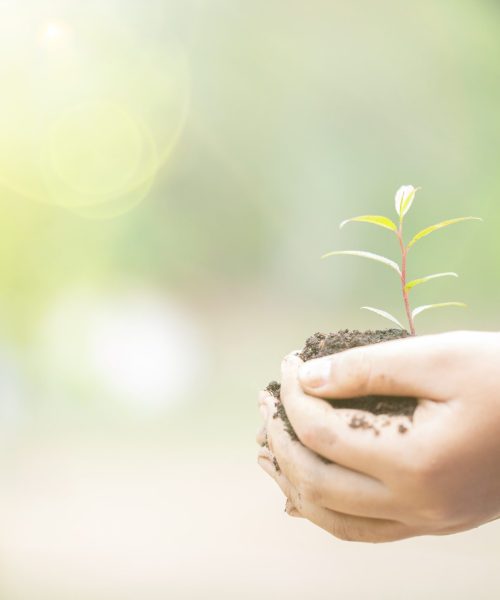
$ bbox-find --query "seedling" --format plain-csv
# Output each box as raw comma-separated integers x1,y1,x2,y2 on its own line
323,185,481,335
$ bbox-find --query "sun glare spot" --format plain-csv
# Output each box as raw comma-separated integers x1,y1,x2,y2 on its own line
40,21,71,46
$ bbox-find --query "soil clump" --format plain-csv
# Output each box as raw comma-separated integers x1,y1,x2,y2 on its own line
266,329,417,439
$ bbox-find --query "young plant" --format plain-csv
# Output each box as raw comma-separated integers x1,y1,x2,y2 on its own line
323,185,481,335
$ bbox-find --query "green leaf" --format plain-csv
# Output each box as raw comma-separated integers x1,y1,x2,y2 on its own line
321,250,401,276
407,217,482,249
404,272,458,292
339,215,398,232
361,307,404,329
412,302,467,319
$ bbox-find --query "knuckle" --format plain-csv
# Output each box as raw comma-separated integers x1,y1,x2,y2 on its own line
330,518,356,542
406,449,445,484
336,349,373,396
413,491,465,527
288,486,302,509
429,331,473,367
265,431,275,454
296,422,318,448
296,473,323,505
332,521,399,544
297,419,337,454
255,425,267,446
417,502,455,525
399,453,462,527
330,518,374,543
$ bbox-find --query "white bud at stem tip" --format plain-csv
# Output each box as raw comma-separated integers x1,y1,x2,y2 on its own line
395,185,418,218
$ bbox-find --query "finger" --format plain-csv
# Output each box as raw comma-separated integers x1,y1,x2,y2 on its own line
301,497,414,543
259,389,276,408
257,445,282,474
258,451,302,520
257,451,304,519
284,498,302,518
266,403,399,520
297,333,459,400
279,354,413,478
258,453,414,543
257,390,276,446
256,424,267,446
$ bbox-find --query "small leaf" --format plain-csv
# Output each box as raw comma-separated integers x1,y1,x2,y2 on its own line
340,215,398,232
407,217,482,249
405,272,458,292
412,302,467,319
321,250,401,275
395,185,418,218
361,307,404,329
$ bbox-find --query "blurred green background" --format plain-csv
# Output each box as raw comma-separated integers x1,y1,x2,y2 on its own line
0,1,499,598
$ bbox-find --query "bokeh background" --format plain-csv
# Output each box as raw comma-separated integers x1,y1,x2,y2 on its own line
0,0,499,598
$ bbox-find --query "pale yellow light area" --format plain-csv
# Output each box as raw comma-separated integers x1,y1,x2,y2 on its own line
48,102,144,198
0,9,190,217
70,174,155,219
39,21,72,46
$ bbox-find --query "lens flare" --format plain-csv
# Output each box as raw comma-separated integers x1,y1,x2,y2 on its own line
46,102,145,201
0,8,190,217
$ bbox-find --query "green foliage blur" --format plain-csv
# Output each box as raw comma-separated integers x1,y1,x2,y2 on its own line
2,3,500,598
0,0,499,436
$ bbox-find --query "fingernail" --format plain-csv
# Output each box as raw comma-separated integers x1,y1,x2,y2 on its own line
259,404,268,420
281,353,302,370
298,359,331,388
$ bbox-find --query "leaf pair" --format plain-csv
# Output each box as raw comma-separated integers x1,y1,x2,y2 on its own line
321,253,462,291
340,214,482,249
362,302,467,330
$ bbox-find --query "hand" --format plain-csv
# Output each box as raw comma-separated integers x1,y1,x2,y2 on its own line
258,331,500,542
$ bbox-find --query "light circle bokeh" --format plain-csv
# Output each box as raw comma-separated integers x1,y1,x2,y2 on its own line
0,8,190,215
35,287,207,415
48,102,145,198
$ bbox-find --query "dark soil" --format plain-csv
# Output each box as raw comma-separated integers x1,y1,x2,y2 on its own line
266,329,417,439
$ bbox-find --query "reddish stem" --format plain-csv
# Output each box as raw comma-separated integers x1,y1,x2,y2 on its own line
397,225,416,335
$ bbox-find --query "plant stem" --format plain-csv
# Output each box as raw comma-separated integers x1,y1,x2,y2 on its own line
397,224,416,335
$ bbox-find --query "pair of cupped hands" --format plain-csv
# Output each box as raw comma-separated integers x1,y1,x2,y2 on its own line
257,331,500,542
